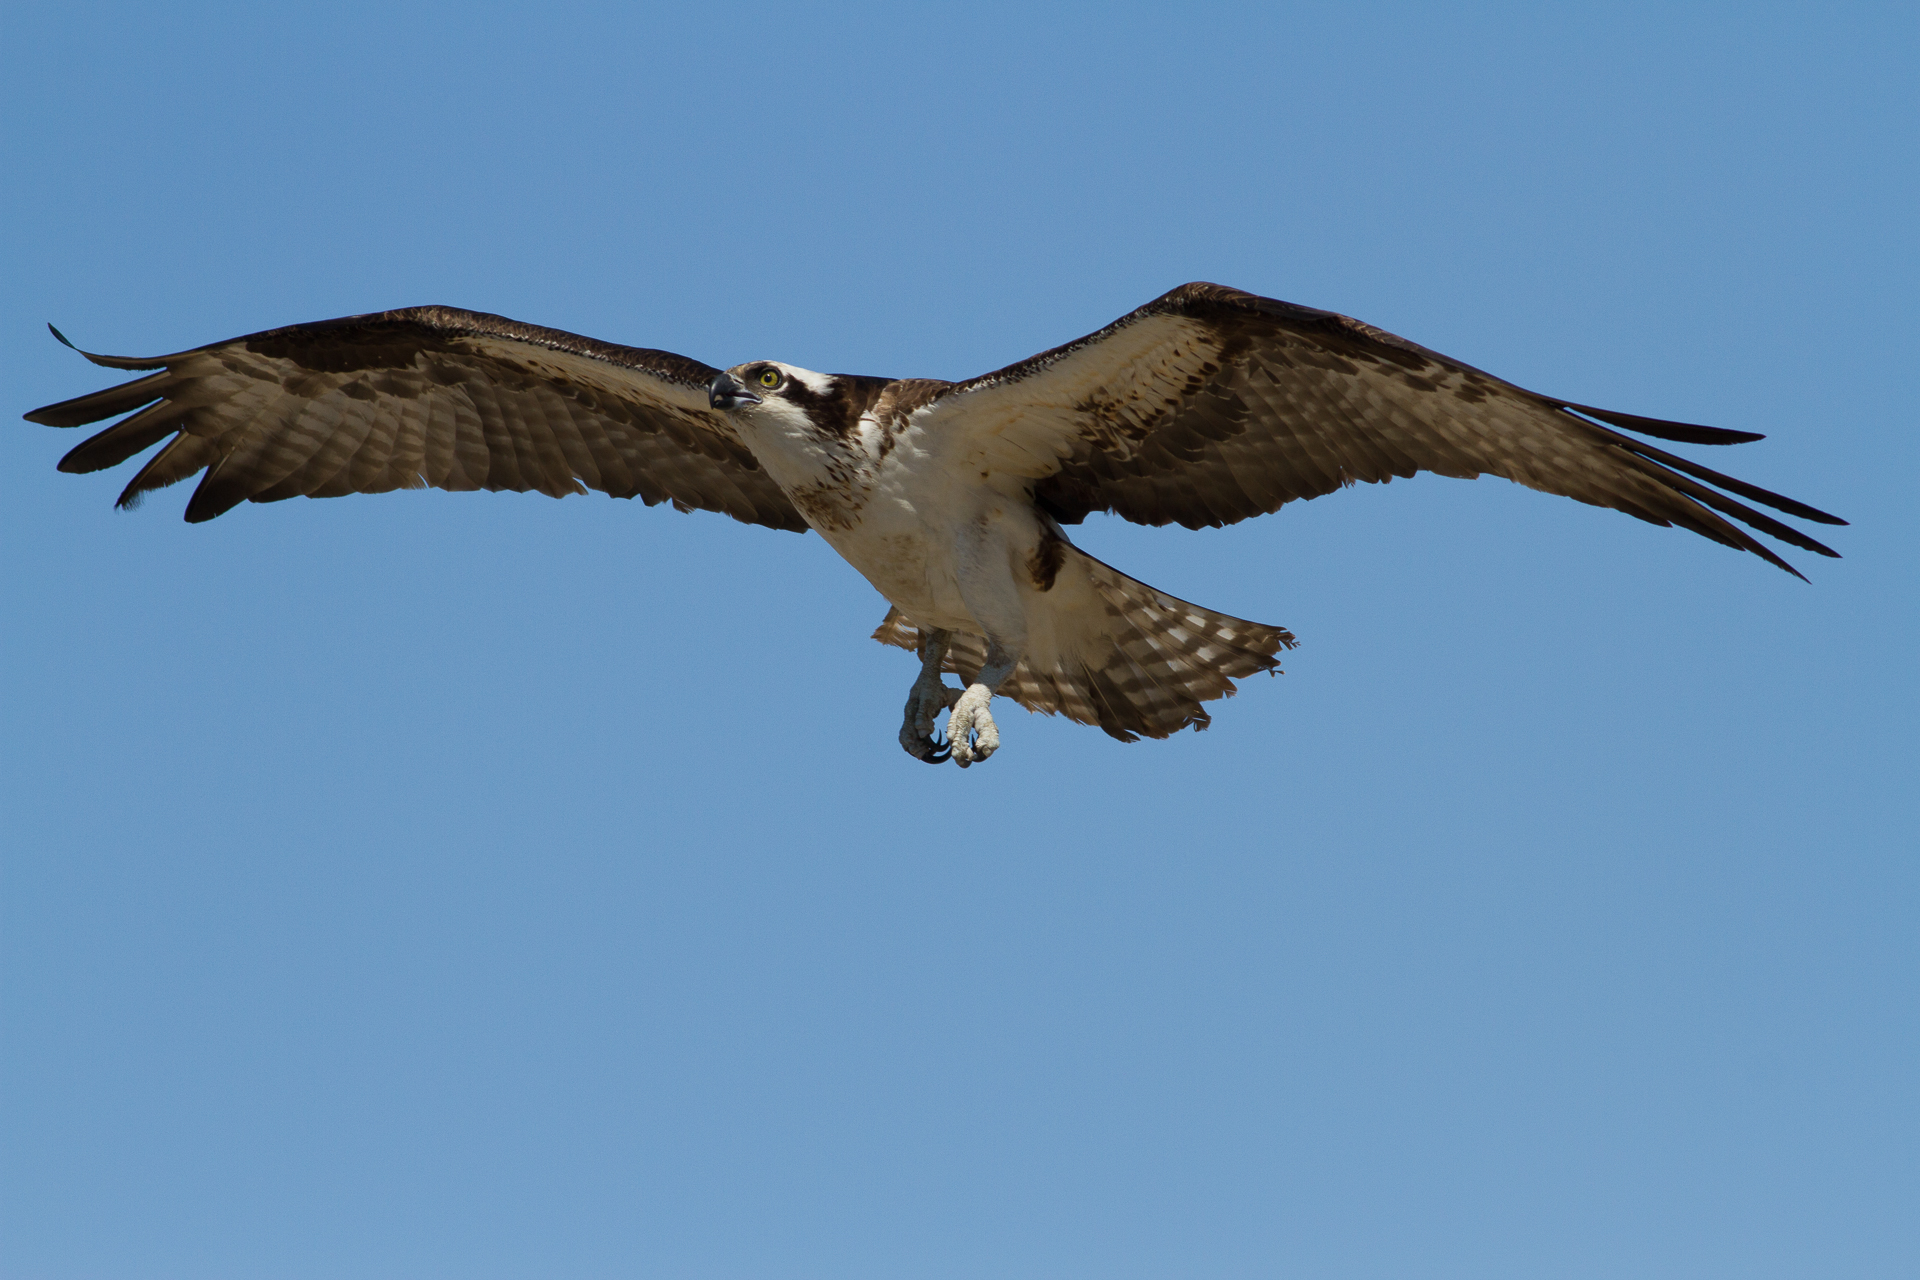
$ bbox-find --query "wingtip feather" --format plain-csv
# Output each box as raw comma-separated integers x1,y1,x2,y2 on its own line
37,323,171,371
1563,402,1766,446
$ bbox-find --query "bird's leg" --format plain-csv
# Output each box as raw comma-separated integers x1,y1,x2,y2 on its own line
946,638,1016,769
942,515,1030,768
899,628,962,764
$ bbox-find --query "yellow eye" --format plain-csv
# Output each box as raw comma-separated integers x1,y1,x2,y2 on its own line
758,368,781,388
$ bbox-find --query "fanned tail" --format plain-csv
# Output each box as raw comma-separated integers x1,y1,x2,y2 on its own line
873,549,1294,742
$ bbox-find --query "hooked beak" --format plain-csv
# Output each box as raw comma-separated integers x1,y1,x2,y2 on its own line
709,371,762,411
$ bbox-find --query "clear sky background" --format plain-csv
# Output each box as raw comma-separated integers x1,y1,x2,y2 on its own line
3,4,1914,1277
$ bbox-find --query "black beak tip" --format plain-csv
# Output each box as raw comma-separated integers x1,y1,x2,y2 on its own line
709,372,761,411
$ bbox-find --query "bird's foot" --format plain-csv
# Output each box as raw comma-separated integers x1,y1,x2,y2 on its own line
899,675,963,764
946,683,1000,768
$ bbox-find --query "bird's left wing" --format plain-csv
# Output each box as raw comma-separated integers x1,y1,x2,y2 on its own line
25,306,807,530
904,283,1843,576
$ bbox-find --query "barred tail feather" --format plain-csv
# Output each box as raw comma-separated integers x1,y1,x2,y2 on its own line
872,549,1294,742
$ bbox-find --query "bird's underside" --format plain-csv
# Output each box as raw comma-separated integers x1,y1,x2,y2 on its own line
25,283,1845,767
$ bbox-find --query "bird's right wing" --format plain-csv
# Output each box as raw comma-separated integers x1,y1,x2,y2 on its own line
901,283,1842,576
25,306,807,530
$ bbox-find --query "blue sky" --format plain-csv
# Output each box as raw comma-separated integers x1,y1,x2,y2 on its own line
3,3,1914,1277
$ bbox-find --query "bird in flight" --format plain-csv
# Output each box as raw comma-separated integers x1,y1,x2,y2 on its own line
25,283,1843,766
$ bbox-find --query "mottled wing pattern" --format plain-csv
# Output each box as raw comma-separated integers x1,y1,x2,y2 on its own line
25,307,805,530
912,283,1844,575
873,551,1295,742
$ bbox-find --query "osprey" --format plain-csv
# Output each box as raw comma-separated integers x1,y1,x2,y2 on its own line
25,283,1843,766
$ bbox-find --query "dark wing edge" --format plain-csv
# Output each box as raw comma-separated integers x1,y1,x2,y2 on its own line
950,282,1845,579
24,306,808,531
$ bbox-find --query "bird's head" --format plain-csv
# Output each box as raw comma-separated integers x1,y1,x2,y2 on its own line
709,362,828,415
709,363,894,454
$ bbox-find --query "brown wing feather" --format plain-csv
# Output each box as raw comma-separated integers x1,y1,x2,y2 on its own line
24,307,806,531
923,283,1843,576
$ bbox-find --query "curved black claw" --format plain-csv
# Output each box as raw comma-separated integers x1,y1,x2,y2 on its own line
900,677,963,765
899,728,952,764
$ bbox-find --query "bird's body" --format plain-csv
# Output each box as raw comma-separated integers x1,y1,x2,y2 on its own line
736,366,1044,642
718,356,1296,758
24,283,1844,765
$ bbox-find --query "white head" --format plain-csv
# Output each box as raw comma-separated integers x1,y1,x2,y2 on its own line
707,362,887,441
